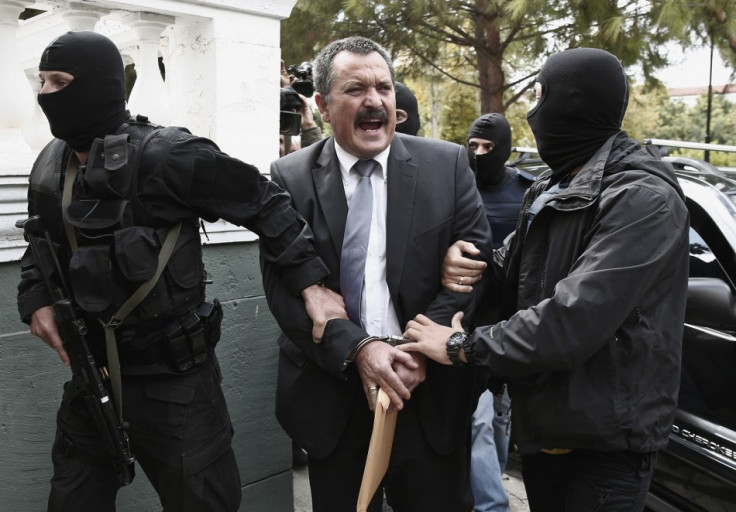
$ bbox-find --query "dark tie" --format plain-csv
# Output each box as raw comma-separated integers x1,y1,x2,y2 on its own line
341,159,378,325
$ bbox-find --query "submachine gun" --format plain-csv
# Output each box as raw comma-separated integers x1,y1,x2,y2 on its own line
16,215,135,485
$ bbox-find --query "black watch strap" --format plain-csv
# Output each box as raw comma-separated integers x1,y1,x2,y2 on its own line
462,334,475,365
446,331,468,366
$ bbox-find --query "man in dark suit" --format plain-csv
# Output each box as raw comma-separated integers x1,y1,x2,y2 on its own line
261,36,492,512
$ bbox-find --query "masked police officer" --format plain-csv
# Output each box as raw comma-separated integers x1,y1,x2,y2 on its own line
465,113,535,512
404,48,689,512
18,30,343,512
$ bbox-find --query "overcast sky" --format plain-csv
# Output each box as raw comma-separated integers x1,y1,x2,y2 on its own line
655,45,734,89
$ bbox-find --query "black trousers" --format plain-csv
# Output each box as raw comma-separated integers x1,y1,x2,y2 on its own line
47,357,241,512
521,449,656,512
307,387,473,512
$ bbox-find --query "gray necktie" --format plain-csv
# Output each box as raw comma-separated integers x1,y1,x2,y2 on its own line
341,159,378,325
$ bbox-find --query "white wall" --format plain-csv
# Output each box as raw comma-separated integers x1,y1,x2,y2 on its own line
1,0,299,260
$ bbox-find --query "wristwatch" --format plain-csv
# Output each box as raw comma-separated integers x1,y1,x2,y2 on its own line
446,331,469,366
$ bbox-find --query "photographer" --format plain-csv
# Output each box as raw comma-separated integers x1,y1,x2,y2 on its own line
280,60,322,156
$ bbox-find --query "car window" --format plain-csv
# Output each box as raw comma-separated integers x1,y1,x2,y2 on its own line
687,199,736,289
688,228,731,283
679,218,736,432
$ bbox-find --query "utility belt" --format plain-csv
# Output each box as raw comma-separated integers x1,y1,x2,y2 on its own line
117,300,223,372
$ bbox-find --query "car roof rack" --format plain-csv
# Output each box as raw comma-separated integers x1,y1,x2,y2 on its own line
642,139,736,180
643,138,736,153
511,146,539,154
507,147,546,172
643,139,736,179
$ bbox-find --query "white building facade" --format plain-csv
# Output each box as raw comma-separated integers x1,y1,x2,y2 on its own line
0,2,303,510
668,83,736,107
1,0,297,261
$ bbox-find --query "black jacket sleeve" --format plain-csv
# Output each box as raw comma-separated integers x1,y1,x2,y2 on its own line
137,128,328,294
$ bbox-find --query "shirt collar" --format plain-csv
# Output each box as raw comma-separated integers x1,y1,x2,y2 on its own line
334,141,391,180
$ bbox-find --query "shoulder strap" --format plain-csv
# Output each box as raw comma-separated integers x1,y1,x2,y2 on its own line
61,156,79,253
103,221,182,420
61,121,180,420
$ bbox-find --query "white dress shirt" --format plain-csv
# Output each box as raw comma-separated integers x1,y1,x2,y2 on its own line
334,142,402,337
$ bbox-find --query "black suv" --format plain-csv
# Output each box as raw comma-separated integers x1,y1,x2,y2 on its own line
642,140,736,512
511,140,736,512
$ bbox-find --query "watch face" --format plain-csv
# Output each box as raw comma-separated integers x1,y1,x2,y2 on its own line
446,332,467,366
448,332,466,347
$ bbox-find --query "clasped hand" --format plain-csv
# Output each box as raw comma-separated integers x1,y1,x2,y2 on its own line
442,240,487,292
401,312,466,366
301,284,348,342
356,341,425,412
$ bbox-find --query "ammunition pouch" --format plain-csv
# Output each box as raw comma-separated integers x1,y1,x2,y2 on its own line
66,205,159,314
160,298,223,372
196,299,223,346
65,208,204,325
84,134,135,198
57,122,215,377
118,300,223,372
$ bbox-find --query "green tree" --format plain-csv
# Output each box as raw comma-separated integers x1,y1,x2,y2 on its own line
504,93,536,148
655,93,736,166
623,83,672,142
283,0,736,118
655,0,736,72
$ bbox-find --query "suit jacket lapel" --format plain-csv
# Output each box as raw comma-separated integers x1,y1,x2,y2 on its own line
314,138,349,257
386,137,417,309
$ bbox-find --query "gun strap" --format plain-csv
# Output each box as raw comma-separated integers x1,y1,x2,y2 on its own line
103,222,182,419
59,129,180,420
61,156,79,254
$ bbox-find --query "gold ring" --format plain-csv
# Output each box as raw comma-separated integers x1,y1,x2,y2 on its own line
368,386,379,393
459,276,465,285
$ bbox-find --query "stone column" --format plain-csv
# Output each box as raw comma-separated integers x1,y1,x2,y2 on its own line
62,2,104,31
0,0,35,166
0,1,35,257
126,12,174,125
21,72,51,152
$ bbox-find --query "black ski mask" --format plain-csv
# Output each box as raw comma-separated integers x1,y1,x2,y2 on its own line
467,113,512,188
526,48,628,177
38,31,128,151
395,82,420,136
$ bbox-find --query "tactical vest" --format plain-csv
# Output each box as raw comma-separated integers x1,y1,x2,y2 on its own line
30,117,205,330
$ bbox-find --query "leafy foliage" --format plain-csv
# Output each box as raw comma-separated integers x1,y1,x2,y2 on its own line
656,93,736,166
281,0,736,157
284,1,734,115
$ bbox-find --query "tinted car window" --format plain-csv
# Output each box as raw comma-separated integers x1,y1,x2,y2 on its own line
680,219,736,432
687,199,736,288
689,227,730,283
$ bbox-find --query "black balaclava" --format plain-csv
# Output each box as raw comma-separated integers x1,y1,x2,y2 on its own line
466,113,512,188
38,31,128,151
526,47,628,177
395,82,420,136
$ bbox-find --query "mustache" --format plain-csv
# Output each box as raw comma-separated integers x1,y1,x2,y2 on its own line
356,108,389,123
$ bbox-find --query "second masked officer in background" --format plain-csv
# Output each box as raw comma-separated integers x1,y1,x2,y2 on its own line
18,31,333,512
464,113,534,512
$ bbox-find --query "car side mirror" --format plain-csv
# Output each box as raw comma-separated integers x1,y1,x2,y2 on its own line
686,277,736,329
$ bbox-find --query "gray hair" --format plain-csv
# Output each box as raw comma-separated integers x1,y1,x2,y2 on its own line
313,36,395,103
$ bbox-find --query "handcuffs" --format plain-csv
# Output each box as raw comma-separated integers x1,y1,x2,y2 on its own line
343,335,415,369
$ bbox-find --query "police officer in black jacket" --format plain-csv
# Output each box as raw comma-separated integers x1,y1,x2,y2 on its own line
17,31,343,512
403,48,689,512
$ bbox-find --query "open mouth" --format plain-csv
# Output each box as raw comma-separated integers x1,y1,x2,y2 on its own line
358,119,384,132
